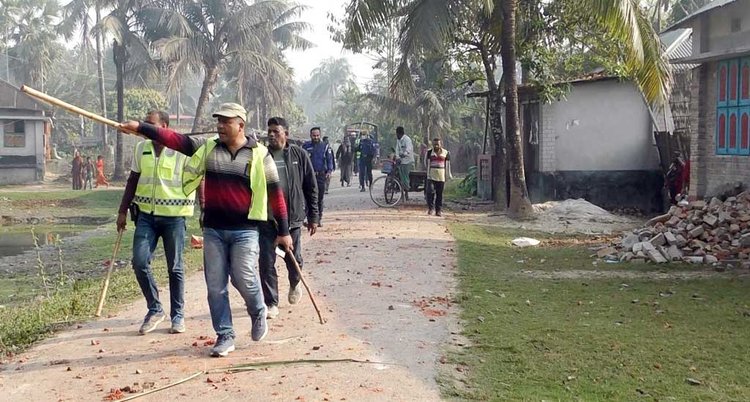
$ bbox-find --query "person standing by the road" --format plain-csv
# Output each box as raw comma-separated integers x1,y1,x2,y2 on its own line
424,137,452,216
259,117,319,319
322,136,335,194
120,103,292,357
395,126,414,199
117,110,195,335
356,132,375,192
336,138,354,187
303,127,334,226
71,150,83,190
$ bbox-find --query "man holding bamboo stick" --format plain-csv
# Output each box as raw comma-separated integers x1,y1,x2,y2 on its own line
117,110,194,335
121,103,292,357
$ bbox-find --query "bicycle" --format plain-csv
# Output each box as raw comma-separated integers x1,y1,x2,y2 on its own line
370,159,404,207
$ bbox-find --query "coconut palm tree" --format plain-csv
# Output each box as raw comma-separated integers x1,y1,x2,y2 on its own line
142,0,311,132
341,0,671,218
310,57,358,109
4,0,61,89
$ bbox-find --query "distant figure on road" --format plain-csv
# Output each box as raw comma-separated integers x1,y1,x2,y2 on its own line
259,117,319,320
424,138,452,216
95,155,110,188
395,126,414,199
336,139,354,187
322,136,335,194
356,132,375,192
117,110,195,336
71,150,83,190
83,156,94,190
303,127,334,226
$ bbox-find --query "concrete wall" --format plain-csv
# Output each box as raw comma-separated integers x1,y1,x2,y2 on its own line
693,1,750,56
690,61,750,198
540,80,659,172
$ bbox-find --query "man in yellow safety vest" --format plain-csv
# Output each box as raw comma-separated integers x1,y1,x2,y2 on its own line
117,110,195,335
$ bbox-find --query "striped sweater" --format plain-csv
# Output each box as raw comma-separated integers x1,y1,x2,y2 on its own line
137,123,289,235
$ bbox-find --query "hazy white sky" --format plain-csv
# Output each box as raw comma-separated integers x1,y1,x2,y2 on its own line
283,0,376,86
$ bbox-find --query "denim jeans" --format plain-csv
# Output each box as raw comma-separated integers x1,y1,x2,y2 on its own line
358,158,373,189
258,222,303,307
203,227,265,337
132,213,186,321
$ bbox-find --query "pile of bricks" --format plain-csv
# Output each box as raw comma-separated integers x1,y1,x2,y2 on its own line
597,194,750,266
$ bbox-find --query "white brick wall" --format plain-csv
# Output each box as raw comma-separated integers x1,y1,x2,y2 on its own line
540,103,556,172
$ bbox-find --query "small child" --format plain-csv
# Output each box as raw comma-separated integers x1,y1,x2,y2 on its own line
83,156,94,190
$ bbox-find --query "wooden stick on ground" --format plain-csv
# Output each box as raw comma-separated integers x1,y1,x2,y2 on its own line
282,248,325,324
95,229,124,317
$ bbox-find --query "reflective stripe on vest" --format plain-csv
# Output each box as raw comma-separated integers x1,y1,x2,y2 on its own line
181,137,269,221
134,140,195,217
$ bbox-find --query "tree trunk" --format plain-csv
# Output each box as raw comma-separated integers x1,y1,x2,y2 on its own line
193,65,220,133
501,0,533,218
489,89,508,209
95,5,108,151
113,39,127,180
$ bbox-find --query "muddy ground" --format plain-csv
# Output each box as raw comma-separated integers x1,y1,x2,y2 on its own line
0,176,461,401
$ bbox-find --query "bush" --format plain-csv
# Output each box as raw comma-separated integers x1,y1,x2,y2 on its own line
458,165,477,196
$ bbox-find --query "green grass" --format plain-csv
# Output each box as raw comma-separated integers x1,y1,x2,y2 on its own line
0,189,124,218
445,224,750,401
0,188,205,354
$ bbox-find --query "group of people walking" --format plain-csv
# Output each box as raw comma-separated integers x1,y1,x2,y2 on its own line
71,151,109,190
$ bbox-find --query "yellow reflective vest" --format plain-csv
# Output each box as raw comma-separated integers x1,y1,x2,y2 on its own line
182,137,269,221
134,141,195,217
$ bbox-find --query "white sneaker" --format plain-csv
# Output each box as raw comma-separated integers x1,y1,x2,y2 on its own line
288,284,302,305
266,305,279,319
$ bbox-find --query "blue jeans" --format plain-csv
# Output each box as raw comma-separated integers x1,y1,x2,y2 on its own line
359,158,373,189
203,227,265,337
132,213,186,321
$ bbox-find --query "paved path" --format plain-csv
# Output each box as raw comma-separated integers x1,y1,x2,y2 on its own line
1,174,458,401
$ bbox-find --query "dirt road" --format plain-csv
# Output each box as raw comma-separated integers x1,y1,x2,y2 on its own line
1,175,458,401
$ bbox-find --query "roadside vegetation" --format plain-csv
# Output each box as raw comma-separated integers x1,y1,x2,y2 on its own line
446,224,750,400
0,188,203,355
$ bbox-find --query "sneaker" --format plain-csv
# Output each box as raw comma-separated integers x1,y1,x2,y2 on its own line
169,318,186,334
288,283,302,305
436,210,442,217
210,334,235,357
428,208,433,215
251,313,268,342
360,187,365,192
138,311,165,335
266,305,279,319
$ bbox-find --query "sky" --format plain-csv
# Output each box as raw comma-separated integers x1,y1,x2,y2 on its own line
283,0,376,87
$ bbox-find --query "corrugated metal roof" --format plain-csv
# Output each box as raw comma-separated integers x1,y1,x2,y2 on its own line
664,0,738,31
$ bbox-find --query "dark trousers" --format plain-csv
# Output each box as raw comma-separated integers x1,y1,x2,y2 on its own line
316,173,326,222
426,180,445,212
258,222,303,307
358,158,373,189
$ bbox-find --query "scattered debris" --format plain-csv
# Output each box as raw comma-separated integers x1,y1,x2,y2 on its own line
511,237,541,248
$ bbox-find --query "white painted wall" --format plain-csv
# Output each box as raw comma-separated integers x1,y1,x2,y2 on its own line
541,80,659,172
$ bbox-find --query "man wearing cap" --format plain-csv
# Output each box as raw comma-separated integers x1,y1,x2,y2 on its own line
121,103,292,357
260,117,319,319
117,110,194,335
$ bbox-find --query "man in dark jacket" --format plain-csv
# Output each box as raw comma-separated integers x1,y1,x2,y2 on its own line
260,117,319,319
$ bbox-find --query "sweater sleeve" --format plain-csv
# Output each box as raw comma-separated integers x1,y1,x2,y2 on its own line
118,171,140,214
137,123,201,156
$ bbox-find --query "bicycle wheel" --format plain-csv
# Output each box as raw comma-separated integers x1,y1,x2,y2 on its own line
370,175,403,207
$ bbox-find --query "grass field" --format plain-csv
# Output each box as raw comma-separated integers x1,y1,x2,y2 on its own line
445,224,750,401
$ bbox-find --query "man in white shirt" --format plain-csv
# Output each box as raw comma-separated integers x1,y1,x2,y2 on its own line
395,126,414,199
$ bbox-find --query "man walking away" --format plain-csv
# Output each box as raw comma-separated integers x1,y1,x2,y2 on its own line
117,110,195,335
260,117,319,319
120,103,292,357
336,139,354,187
395,126,414,199
322,136,335,194
303,127,334,225
425,137,452,216
357,132,375,192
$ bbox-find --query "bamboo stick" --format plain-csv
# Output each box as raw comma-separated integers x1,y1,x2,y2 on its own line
95,229,124,317
282,247,325,324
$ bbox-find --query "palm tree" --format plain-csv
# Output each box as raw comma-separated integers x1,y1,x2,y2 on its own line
310,58,357,109
94,0,156,179
341,0,671,218
143,0,310,132
4,0,61,89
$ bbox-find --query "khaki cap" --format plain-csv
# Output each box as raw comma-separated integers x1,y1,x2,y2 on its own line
212,103,247,122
